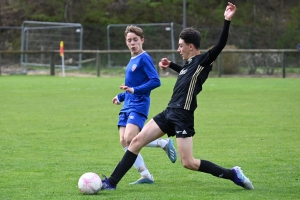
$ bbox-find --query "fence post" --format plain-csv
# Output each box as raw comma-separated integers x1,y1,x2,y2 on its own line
50,52,55,76
218,53,222,77
96,52,100,77
282,52,285,78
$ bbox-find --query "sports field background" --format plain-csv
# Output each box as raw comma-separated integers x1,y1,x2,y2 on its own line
0,76,299,199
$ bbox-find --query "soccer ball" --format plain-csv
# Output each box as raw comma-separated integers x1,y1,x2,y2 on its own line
78,172,102,194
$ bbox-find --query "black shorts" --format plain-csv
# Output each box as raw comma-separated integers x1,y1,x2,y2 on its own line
153,107,195,138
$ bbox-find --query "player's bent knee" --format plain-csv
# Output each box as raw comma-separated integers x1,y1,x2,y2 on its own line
125,139,132,146
129,136,144,152
120,138,126,147
124,133,137,146
182,163,194,170
130,136,139,146
181,159,196,170
124,135,135,146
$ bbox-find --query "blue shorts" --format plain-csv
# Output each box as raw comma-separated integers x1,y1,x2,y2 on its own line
118,112,147,131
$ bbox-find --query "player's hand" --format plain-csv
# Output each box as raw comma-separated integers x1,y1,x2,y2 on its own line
119,83,134,94
159,58,170,70
224,2,236,21
112,96,121,105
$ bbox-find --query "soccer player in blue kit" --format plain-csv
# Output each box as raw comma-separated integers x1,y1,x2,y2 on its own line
102,2,254,190
110,25,177,185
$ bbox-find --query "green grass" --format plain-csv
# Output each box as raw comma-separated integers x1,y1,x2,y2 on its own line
0,76,299,200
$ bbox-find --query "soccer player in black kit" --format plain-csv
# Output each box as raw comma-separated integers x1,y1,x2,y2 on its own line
101,2,254,190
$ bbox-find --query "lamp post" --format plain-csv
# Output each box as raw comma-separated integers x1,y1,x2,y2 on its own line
183,0,186,29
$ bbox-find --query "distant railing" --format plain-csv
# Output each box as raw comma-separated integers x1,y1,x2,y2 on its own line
0,49,299,78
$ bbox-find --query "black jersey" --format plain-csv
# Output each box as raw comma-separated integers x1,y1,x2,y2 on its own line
167,20,231,111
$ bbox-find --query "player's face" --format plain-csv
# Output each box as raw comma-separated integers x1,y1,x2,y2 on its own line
126,32,144,56
177,39,190,60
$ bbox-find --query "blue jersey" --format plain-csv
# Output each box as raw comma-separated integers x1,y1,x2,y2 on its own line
117,51,161,117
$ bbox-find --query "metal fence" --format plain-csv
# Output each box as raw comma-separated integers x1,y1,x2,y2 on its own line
21,21,83,69
2,24,300,51
0,49,299,78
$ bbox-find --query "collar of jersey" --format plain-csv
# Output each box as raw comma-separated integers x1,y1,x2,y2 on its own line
131,51,146,59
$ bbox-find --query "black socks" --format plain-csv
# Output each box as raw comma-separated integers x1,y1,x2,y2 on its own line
108,150,138,186
107,153,234,186
198,160,234,180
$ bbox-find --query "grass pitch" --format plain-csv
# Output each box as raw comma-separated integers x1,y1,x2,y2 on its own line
0,76,299,200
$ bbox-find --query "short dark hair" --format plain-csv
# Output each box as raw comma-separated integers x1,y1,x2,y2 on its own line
179,27,201,49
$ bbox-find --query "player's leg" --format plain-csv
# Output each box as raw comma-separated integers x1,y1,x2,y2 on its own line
173,109,254,189
176,136,254,189
122,123,139,146
145,138,167,148
145,138,177,163
129,119,166,153
176,137,200,170
118,113,128,148
144,108,177,163
118,113,152,183
177,137,233,175
120,112,155,184
123,123,154,184
124,112,167,150
102,119,165,189
128,112,177,163
177,136,234,174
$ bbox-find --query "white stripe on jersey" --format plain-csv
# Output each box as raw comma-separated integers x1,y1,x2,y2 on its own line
184,65,204,110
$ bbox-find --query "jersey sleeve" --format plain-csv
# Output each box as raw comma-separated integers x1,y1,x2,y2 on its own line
169,62,183,73
117,92,126,102
203,20,231,66
133,55,161,95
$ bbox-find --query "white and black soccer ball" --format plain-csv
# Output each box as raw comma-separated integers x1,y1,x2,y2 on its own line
78,172,102,195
